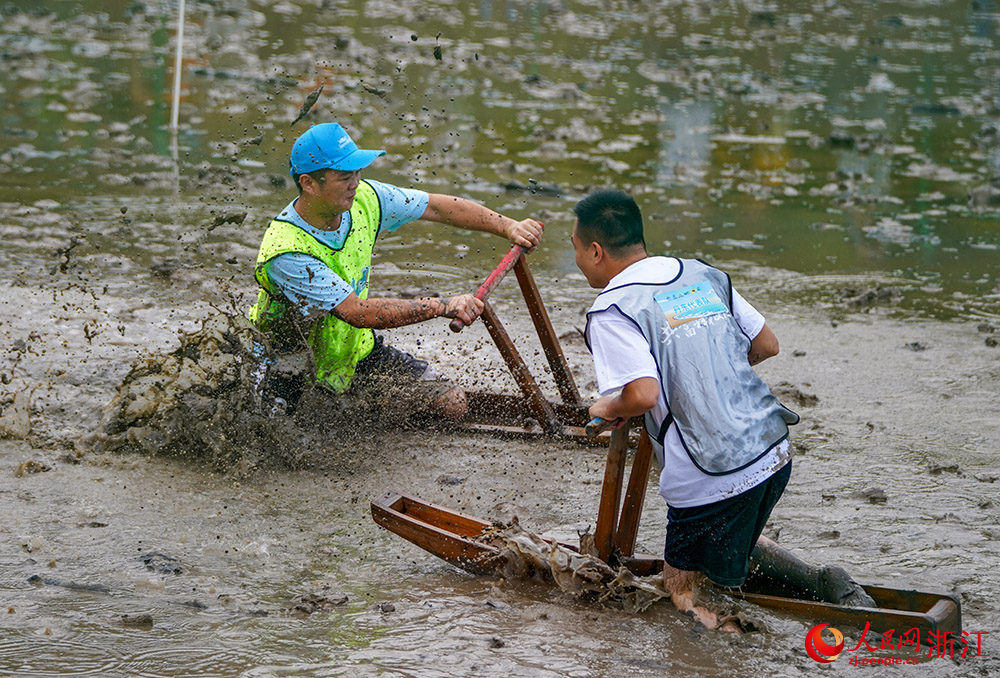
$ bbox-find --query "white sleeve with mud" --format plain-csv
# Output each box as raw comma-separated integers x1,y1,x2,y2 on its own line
264,253,354,315
730,288,766,339
587,307,659,395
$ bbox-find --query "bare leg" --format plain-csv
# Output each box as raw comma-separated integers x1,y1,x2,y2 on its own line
750,535,876,607
662,564,741,632
430,385,468,420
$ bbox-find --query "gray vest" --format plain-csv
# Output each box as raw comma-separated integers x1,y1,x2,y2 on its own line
586,258,799,476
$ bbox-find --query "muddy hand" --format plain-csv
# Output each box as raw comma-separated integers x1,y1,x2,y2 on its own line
506,218,543,251
443,294,484,326
587,397,627,431
585,417,620,438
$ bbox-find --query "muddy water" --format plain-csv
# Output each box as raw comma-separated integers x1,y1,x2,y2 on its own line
2,0,1000,675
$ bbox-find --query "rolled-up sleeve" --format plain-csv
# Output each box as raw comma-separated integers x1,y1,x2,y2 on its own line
368,180,429,233
731,288,765,339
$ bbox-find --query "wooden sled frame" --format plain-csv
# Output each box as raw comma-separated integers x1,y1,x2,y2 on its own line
454,248,596,441
373,419,962,644
371,490,962,643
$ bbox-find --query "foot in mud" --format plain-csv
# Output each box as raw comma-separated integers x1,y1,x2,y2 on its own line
664,569,742,633
818,565,878,607
672,588,739,632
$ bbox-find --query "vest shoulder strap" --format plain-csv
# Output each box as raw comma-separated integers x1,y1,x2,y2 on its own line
257,220,335,266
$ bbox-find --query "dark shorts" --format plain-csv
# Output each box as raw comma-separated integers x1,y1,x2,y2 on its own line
664,460,791,587
350,335,456,405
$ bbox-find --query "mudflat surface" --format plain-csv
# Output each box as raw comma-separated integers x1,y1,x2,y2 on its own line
3,0,999,674
3,293,999,676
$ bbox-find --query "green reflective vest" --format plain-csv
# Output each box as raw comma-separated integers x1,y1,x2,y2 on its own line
248,180,381,392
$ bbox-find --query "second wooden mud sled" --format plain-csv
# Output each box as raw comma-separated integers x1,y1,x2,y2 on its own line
372,246,962,644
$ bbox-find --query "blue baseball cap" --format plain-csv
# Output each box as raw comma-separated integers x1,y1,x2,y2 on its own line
289,123,385,177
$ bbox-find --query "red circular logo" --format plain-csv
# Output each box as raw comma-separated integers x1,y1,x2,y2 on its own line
805,623,845,663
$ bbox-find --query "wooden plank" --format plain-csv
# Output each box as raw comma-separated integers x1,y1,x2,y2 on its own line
464,391,590,428
400,496,492,538
594,425,629,562
735,590,960,645
513,257,583,407
370,493,502,576
479,300,561,434
613,428,653,558
618,554,664,577
457,422,610,445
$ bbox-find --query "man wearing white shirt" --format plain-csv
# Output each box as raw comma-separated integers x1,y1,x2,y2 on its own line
572,189,872,629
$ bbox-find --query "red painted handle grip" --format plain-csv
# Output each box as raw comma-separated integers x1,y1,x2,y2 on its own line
449,245,526,332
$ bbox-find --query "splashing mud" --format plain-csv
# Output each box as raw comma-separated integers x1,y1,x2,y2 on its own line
476,519,763,630
95,312,444,473
96,313,290,472
3,0,1000,674
0,379,35,439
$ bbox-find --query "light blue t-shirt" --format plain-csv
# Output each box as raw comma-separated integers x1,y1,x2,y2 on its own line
263,180,429,315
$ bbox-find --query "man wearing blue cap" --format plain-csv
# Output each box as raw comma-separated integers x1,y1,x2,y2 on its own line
249,122,544,418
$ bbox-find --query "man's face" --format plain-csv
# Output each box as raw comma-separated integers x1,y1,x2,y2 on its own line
310,168,361,214
571,220,602,289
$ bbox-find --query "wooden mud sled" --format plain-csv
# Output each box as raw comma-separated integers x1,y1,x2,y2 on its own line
448,245,599,443
374,247,962,643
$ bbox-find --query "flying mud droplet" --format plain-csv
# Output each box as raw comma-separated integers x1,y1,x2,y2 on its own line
361,82,387,99
207,211,247,232
291,84,324,126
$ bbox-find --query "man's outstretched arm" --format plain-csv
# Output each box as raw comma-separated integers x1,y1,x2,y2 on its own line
587,377,660,426
421,193,543,250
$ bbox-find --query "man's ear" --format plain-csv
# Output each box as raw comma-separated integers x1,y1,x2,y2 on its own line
590,240,605,265
300,173,320,196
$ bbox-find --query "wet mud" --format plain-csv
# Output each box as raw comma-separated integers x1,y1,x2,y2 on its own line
96,313,282,470
476,518,672,615
2,0,1000,675
3,293,999,676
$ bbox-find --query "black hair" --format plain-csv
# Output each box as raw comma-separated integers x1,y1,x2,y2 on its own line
572,189,646,256
292,168,328,193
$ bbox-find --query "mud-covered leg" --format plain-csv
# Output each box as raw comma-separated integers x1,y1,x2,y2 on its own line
750,535,877,607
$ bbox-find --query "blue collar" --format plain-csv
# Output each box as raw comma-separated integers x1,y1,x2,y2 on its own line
277,198,353,250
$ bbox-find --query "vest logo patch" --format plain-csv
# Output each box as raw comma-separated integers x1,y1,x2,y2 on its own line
351,266,370,296
655,280,727,329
